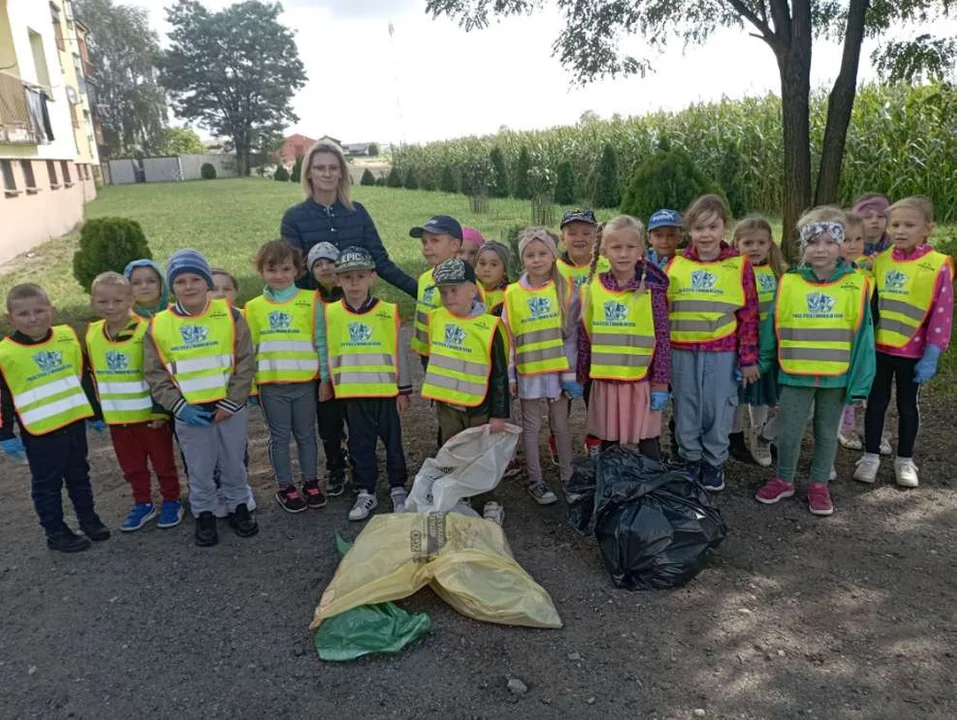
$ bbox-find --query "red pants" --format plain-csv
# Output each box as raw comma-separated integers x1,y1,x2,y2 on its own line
109,423,181,504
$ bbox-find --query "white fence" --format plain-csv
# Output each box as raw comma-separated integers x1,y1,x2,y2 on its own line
107,154,240,184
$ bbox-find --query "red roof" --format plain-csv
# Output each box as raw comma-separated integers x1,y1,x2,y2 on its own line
279,134,316,164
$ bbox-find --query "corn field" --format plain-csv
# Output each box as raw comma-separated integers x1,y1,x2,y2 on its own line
390,83,957,222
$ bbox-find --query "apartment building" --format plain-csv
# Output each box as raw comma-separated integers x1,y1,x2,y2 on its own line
0,0,99,263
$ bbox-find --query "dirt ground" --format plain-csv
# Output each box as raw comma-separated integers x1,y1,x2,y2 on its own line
1,328,956,719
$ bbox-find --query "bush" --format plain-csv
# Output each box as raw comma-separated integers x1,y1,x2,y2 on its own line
439,165,458,193
367,142,379,157
503,223,525,279
554,160,575,205
360,168,376,186
716,142,748,218
621,146,722,223
200,162,216,180
73,218,152,294
386,166,403,188
375,175,386,186
290,155,304,183
513,146,531,200
403,168,419,190
489,146,509,198
274,165,290,181
591,143,621,209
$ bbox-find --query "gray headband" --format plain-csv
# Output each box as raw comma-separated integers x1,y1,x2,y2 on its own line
800,221,844,248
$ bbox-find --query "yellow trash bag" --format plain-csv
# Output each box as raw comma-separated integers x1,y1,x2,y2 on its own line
310,512,562,630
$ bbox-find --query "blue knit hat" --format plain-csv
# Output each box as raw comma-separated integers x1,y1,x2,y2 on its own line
166,248,213,289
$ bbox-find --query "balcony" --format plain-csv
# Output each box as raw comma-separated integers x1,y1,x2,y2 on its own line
0,71,37,145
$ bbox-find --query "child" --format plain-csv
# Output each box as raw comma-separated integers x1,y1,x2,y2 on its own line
410,215,467,361
125,259,169,319
0,283,111,552
421,258,508,444
475,241,511,315
835,213,870,452
86,272,182,532
577,216,670,459
853,193,892,257
324,246,412,521
306,242,344,304
666,194,760,491
557,209,609,292
728,216,784,467
503,228,577,505
459,227,485,267
244,240,329,513
856,196,953,487
211,268,240,302
145,249,258,547
756,208,874,515
646,209,683,270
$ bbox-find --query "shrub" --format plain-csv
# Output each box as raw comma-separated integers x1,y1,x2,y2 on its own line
554,160,575,205
367,142,379,157
591,143,621,208
374,175,386,186
489,146,509,198
386,166,402,187
360,168,376,186
403,168,419,190
461,155,494,197
716,142,748,218
513,146,532,200
274,165,290,181
503,223,525,279
290,155,304,183
439,165,458,193
419,171,437,191
621,146,722,223
73,218,152,294
200,162,216,180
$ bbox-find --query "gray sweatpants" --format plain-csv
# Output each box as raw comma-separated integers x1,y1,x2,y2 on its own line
259,381,319,487
176,407,251,517
671,349,739,467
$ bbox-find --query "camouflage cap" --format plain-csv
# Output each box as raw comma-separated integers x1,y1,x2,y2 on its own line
334,246,376,272
430,258,476,287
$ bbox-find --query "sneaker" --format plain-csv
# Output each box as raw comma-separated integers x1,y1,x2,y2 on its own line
194,511,218,547
527,481,558,505
700,463,726,492
807,483,834,516
838,430,863,451
79,514,111,541
879,435,893,456
548,434,559,467
156,500,183,529
503,458,522,479
729,432,753,464
755,477,796,504
679,459,703,481
853,453,880,484
390,487,408,513
349,491,378,521
584,436,602,459
749,431,773,467
326,472,346,497
829,465,838,482
302,480,327,509
483,501,505,526
894,457,919,488
276,485,307,513
228,503,259,537
121,503,156,532
46,527,91,553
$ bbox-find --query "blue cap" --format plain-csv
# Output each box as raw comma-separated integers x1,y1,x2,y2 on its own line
648,209,682,231
410,215,463,241
166,248,213,289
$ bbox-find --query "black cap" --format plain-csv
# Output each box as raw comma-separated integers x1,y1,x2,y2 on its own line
409,215,463,241
430,258,476,287
560,209,598,228
335,245,376,272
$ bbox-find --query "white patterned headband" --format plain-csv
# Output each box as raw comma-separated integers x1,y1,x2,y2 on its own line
799,221,844,247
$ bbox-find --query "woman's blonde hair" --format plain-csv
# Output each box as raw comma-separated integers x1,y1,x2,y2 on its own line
517,226,569,336
301,141,353,210
732,216,786,278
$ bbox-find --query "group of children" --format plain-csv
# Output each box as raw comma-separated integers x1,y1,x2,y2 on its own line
0,191,950,552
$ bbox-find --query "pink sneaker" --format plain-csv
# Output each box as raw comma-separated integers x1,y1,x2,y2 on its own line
807,483,834,516
755,477,795,504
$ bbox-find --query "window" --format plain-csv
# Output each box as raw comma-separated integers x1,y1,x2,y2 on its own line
29,30,52,89
51,5,65,52
61,160,72,186
70,103,80,128
2,160,18,196
47,160,59,189
20,160,38,193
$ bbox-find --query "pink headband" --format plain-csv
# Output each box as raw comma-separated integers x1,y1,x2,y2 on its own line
518,229,558,259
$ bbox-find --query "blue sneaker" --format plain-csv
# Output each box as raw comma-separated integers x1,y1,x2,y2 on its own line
121,503,156,532
156,500,183,529
700,463,726,492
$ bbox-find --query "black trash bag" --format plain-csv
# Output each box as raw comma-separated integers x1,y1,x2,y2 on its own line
567,445,727,590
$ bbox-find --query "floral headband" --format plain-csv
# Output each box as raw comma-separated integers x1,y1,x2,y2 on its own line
799,221,844,248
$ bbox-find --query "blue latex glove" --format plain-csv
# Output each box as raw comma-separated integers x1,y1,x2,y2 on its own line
87,419,107,433
734,369,743,383
561,380,584,399
1,437,26,461
914,345,941,384
177,405,213,426
650,391,670,412
248,395,260,407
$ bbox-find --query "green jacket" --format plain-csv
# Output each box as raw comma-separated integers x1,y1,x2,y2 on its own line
759,260,875,402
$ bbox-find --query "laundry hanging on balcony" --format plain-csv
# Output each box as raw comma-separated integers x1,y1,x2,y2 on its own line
24,85,54,144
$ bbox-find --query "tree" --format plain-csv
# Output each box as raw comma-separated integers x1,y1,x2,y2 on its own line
513,146,532,200
439,165,459,193
360,168,376,186
386,166,403,187
554,160,575,205
74,0,168,158
367,142,380,157
427,0,955,258
403,168,420,190
489,146,509,197
290,154,304,183
591,143,621,208
154,127,205,156
274,165,290,181
621,144,724,224
161,0,307,177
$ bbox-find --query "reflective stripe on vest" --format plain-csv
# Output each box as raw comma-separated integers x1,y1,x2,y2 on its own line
753,265,778,324
666,255,746,343
504,280,570,376
582,277,656,381
85,319,160,425
557,256,609,293
150,299,235,404
874,249,952,348
0,326,94,435
246,290,319,384
775,273,867,376
421,308,497,407
325,300,400,398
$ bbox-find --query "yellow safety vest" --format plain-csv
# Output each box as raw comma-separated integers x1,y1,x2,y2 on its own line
484,286,507,314
753,265,778,324
0,326,94,435
245,290,319,385
582,277,656,381
421,308,498,408
504,280,570,376
411,267,486,355
325,299,400,398
86,319,162,425
150,299,235,404
874,249,952,348
557,256,610,294
775,273,868,376
666,255,746,343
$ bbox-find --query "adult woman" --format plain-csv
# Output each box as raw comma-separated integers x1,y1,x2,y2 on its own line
280,141,417,297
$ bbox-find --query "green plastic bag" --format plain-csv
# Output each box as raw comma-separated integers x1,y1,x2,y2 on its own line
313,536,431,662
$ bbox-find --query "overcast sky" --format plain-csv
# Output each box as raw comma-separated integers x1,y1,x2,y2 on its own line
119,0,918,145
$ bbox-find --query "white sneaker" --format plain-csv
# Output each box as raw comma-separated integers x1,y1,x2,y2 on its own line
390,487,408,513
838,430,863,451
348,491,377,521
854,454,880,484
829,465,837,482
749,429,773,467
879,435,893,456
483,501,505,526
894,457,919,488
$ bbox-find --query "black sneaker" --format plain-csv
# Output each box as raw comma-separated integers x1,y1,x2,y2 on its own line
275,485,307,513
325,472,346,497
302,480,327,509
728,431,753,465
79,514,111,542
194,511,218,547
46,527,91,553
228,503,259,538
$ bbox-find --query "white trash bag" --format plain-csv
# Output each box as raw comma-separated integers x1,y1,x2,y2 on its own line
405,423,521,515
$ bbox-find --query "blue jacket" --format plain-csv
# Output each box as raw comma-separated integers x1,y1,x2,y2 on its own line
280,198,417,298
